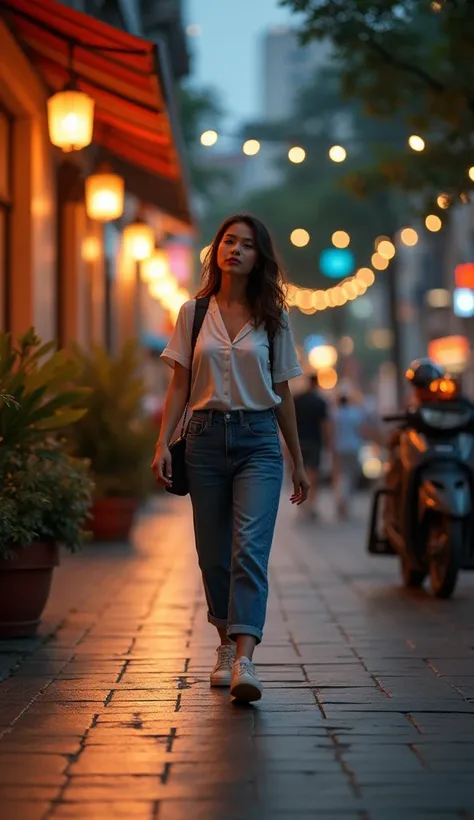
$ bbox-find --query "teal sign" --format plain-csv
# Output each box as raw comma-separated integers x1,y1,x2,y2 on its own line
320,248,355,279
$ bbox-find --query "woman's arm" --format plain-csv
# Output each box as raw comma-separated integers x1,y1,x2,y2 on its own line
274,381,309,505
151,363,189,487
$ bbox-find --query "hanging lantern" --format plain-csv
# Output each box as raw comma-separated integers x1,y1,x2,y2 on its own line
85,165,124,222
141,249,170,283
47,89,94,152
123,219,154,261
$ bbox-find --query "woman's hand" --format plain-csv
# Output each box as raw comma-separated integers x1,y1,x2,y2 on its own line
151,441,172,488
290,464,310,505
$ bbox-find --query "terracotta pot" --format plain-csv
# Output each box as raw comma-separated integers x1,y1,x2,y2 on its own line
0,542,59,639
89,497,139,542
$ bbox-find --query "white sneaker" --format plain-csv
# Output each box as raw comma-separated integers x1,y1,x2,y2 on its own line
210,644,236,687
230,656,263,702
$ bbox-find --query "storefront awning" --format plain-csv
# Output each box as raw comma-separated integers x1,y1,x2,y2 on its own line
1,0,193,228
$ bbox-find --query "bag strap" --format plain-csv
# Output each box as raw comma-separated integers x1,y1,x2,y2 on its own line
269,333,274,385
180,296,210,437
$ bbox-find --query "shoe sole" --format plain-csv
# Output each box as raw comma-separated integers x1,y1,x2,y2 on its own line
230,681,262,703
210,677,232,687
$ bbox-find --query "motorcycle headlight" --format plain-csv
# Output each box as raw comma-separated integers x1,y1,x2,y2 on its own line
420,407,471,429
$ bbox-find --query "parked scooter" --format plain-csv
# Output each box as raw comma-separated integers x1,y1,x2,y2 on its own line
367,360,474,598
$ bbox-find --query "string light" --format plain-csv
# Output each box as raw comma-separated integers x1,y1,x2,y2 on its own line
288,146,306,164
371,252,389,271
425,214,442,232
437,194,451,209
400,227,419,246
332,230,350,248
377,240,396,260
200,130,218,147
329,145,347,163
290,228,310,247
408,135,425,152
243,139,261,156
468,167,474,182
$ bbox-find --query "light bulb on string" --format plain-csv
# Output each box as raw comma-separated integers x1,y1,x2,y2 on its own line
408,135,425,152
377,240,396,260
243,139,260,156
290,228,310,247
332,230,350,249
200,130,218,147
425,214,442,232
288,146,306,164
329,145,347,163
400,227,419,246
372,252,389,271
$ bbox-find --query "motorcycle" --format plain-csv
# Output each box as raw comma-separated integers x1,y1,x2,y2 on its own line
367,377,474,598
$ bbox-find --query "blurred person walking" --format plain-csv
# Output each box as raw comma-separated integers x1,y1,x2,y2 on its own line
293,373,331,519
152,214,309,703
332,389,369,520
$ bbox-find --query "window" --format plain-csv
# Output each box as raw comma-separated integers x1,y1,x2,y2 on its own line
0,109,12,330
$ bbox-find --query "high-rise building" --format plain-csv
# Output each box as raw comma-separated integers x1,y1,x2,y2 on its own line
262,26,332,122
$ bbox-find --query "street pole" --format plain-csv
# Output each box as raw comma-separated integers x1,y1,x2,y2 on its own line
387,249,404,407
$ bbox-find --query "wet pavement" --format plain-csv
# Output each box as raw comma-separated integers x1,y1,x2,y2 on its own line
1,490,474,819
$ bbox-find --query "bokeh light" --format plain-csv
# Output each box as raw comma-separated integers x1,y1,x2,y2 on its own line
290,228,310,247
400,228,419,246
200,130,218,147
425,214,442,232
329,145,347,163
243,139,261,156
408,134,425,152
318,367,338,390
371,252,389,271
332,230,350,249
200,245,211,263
437,194,451,209
308,344,338,371
288,146,306,164
377,240,396,260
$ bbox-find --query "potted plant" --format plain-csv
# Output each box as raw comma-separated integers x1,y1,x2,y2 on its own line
0,329,93,638
68,342,155,542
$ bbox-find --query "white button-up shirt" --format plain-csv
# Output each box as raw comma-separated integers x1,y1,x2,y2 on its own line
161,296,302,411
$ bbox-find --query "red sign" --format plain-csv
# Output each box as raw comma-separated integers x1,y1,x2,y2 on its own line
455,263,474,289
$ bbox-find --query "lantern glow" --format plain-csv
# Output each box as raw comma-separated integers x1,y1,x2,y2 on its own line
85,170,124,222
47,89,94,152
123,221,154,261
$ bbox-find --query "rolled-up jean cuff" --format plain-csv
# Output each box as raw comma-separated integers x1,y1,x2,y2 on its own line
207,612,228,629
227,624,263,644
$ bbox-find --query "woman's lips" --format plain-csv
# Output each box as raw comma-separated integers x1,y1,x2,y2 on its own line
227,258,241,265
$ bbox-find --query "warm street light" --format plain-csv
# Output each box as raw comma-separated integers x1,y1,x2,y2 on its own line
468,166,474,181
123,219,154,261
425,214,442,232
400,227,419,246
243,139,261,156
290,228,310,247
332,230,350,248
288,146,306,164
329,145,347,163
47,89,94,152
408,134,425,152
200,129,218,147
377,239,396,260
141,249,170,283
85,166,124,222
308,344,337,370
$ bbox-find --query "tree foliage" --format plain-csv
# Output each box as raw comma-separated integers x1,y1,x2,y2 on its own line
280,0,474,206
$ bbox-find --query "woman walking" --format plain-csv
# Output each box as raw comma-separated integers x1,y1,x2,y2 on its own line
152,214,309,703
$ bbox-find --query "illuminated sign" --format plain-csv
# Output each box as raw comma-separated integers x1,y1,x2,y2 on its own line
455,263,474,289
453,288,474,317
319,248,355,279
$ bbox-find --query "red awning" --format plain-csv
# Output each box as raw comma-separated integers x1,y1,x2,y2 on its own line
1,0,193,227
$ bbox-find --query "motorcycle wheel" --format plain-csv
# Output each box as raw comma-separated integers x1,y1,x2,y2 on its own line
400,555,427,588
427,517,463,599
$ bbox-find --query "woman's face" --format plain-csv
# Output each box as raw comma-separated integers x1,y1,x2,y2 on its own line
216,222,258,277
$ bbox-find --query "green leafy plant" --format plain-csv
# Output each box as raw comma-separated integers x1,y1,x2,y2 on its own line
0,328,89,449
0,442,94,559
68,342,155,499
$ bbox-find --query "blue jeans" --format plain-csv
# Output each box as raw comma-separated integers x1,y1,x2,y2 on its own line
185,409,283,644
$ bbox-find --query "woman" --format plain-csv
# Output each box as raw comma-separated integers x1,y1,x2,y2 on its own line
152,214,309,703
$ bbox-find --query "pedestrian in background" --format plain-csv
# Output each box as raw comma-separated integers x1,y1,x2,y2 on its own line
152,214,309,703
332,388,369,520
293,372,332,520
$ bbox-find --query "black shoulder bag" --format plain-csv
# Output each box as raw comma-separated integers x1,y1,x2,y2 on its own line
165,296,210,496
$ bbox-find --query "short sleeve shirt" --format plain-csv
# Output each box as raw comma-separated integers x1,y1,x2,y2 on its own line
161,296,302,411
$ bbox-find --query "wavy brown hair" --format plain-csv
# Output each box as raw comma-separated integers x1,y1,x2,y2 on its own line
196,214,287,339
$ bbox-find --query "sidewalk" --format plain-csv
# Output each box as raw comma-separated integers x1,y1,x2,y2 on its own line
1,491,474,819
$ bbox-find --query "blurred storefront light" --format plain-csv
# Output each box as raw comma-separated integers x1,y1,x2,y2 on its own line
141,249,170,283
320,248,355,278
308,344,338,371
123,220,154,261
455,263,474,289
288,146,306,164
428,335,470,372
453,288,474,318
329,145,347,162
85,167,124,222
47,89,94,152
81,235,101,262
426,288,451,308
317,367,338,390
